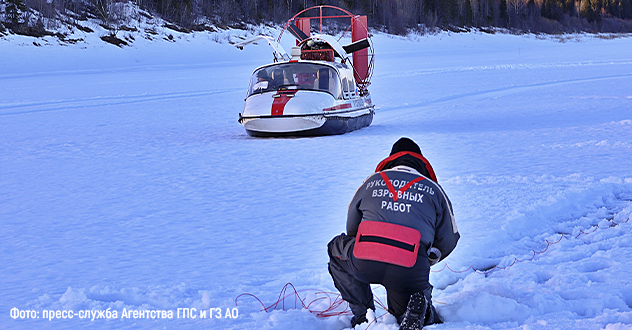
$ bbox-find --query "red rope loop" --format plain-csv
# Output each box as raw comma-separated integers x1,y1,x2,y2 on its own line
235,283,397,329
236,283,353,318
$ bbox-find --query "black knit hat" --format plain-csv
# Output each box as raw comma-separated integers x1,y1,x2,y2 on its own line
390,137,422,156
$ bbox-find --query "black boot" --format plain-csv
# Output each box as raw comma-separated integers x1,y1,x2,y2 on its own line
398,292,427,330
350,313,368,328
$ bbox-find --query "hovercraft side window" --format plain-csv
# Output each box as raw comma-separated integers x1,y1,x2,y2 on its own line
248,63,342,99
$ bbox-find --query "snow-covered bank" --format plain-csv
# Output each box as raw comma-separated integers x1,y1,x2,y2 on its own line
2,31,632,330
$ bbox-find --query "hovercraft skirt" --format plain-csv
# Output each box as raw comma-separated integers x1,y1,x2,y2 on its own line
245,111,373,137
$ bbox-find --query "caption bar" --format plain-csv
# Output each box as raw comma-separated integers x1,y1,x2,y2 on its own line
10,307,239,321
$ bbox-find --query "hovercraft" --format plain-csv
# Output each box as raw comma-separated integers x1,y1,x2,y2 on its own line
236,6,375,137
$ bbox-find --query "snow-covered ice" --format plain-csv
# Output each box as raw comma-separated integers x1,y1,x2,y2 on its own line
1,30,632,329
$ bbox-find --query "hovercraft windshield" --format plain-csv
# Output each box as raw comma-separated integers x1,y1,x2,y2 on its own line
248,63,342,99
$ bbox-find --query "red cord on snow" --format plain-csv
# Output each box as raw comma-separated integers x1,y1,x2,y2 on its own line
235,282,393,330
235,283,353,317
432,213,631,275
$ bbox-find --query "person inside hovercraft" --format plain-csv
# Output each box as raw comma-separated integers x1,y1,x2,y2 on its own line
252,70,270,92
248,63,342,99
270,68,286,90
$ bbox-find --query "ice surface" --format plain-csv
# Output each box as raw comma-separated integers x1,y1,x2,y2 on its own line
1,31,632,329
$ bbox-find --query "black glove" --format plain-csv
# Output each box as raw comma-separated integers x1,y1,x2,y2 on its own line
428,247,441,266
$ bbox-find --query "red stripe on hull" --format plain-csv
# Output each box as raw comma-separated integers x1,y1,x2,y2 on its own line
323,103,352,111
271,91,297,116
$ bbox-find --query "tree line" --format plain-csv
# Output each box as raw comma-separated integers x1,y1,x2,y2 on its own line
2,0,632,35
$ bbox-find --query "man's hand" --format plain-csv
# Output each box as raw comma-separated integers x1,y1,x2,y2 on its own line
428,247,441,265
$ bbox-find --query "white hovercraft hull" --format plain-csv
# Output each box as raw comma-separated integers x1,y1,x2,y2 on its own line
239,90,374,137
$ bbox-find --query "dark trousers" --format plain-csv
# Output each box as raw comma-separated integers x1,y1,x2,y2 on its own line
327,233,440,323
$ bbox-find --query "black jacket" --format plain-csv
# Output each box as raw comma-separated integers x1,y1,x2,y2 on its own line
347,152,460,261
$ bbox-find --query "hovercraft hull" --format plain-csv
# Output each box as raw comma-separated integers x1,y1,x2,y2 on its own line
242,109,374,137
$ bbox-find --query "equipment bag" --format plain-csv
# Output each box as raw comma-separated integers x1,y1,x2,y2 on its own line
353,220,421,268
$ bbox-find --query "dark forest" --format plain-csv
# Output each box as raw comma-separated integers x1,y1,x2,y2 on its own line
3,0,632,36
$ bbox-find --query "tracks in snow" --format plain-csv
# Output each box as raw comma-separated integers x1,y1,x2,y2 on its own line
0,88,242,117
375,59,632,79
376,73,632,124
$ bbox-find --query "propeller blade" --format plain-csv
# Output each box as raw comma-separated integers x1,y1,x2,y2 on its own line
287,24,309,42
343,38,370,54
